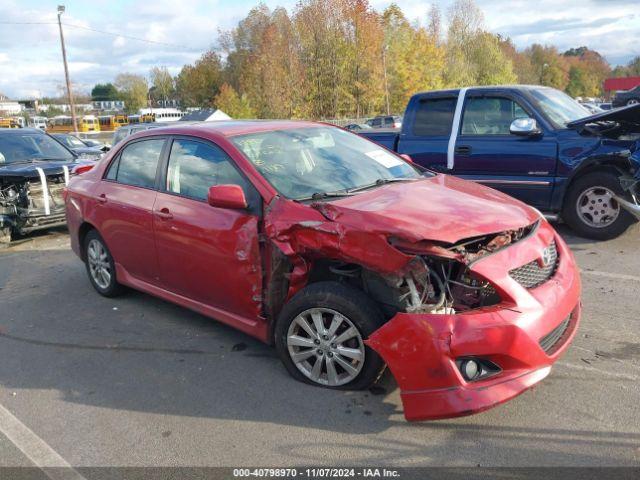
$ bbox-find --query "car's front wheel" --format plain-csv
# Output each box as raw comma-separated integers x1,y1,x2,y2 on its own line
275,282,385,390
627,99,639,106
562,171,635,240
84,229,124,297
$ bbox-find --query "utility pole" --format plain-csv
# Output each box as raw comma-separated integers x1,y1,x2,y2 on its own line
57,5,78,132
382,45,390,116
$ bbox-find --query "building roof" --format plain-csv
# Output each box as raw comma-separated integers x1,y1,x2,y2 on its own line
179,109,231,121
603,77,640,92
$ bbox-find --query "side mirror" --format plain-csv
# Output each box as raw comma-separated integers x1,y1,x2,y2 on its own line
207,184,248,209
510,118,542,137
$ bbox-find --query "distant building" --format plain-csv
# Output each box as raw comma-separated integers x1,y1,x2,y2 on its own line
39,103,94,113
179,109,232,122
603,76,640,99
93,100,125,111
0,93,23,115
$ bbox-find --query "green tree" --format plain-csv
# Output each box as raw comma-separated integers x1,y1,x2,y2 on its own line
91,83,119,101
175,51,223,108
114,74,148,113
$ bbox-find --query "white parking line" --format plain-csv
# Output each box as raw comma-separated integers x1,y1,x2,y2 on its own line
580,269,640,282
0,403,86,480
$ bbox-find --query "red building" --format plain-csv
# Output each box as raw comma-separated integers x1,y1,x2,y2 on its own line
603,76,640,98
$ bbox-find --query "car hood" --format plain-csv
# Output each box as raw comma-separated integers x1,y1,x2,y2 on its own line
567,103,640,136
312,175,540,244
0,160,77,179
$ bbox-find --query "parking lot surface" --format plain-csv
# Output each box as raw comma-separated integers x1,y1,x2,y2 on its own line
0,225,639,468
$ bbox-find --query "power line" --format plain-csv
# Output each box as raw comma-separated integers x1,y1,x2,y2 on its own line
0,21,198,50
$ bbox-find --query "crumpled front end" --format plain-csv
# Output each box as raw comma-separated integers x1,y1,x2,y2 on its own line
365,221,581,421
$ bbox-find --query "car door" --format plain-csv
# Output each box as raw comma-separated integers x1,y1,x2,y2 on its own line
152,137,263,319
93,137,166,284
452,94,557,209
396,95,457,172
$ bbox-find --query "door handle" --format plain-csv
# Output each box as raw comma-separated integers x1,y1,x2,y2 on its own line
454,145,472,155
95,194,107,204
155,208,173,220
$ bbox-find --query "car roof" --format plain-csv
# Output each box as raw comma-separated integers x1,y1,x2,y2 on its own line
414,85,549,97
131,120,324,138
0,127,44,135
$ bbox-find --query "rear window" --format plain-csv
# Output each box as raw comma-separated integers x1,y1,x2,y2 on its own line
413,97,456,136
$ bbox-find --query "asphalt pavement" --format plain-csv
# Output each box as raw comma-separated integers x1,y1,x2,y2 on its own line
0,224,638,469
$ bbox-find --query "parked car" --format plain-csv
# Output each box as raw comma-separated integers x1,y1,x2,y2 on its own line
597,102,613,111
612,85,640,108
80,138,110,151
51,133,106,159
366,115,402,129
111,122,173,147
343,123,372,132
580,102,603,114
65,121,581,421
359,86,640,240
0,128,85,243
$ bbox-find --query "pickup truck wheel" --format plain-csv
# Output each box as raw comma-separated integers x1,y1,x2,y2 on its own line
563,171,635,240
275,281,385,390
84,230,125,297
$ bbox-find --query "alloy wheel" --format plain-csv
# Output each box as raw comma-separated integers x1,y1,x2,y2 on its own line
87,239,112,289
286,307,365,387
576,186,620,228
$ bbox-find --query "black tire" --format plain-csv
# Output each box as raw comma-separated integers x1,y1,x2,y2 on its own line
0,227,11,246
83,229,125,297
627,99,639,106
275,281,385,390
562,171,635,240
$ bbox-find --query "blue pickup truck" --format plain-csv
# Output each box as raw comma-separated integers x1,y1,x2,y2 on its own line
360,85,640,240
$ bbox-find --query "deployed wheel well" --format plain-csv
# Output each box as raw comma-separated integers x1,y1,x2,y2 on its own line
78,222,96,261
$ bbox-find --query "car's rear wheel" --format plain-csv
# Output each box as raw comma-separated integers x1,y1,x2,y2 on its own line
562,171,635,240
275,282,385,390
84,229,124,297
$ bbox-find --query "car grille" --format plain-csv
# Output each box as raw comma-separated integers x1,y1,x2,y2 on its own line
539,313,572,355
509,240,558,289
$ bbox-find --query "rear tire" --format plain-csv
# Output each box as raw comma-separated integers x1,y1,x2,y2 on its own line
84,229,125,297
275,281,385,390
562,171,635,240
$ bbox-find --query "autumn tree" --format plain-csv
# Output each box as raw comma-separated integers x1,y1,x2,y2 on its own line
114,73,148,113
149,66,175,103
214,83,255,118
175,51,223,108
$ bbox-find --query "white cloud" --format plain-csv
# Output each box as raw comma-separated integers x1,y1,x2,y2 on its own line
0,0,638,99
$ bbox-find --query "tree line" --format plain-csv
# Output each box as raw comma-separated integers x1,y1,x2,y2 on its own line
90,0,640,118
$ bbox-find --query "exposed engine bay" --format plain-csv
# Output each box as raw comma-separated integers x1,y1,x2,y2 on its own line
311,223,538,317
0,172,68,243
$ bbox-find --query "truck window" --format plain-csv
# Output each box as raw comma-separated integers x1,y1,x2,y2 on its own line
413,98,456,136
461,97,528,135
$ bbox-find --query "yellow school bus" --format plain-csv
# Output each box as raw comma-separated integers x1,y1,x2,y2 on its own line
114,114,129,128
47,115,101,133
140,113,155,123
98,114,130,131
127,114,141,124
0,118,21,128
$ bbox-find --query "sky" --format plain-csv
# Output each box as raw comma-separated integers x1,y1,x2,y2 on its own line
0,0,638,99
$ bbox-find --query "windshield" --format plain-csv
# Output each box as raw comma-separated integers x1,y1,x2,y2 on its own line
0,133,75,164
57,134,86,148
529,88,591,128
231,127,421,200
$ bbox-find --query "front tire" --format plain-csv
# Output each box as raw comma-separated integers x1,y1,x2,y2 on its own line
562,171,635,240
84,229,124,297
275,282,385,390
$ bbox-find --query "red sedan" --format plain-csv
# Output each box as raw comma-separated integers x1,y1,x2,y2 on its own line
64,121,581,421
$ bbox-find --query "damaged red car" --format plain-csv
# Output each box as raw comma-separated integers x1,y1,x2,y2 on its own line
64,121,581,421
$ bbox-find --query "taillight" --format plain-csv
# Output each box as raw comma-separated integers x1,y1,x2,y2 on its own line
72,164,94,175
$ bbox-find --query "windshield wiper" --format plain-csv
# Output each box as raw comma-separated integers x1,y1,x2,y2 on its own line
348,177,417,193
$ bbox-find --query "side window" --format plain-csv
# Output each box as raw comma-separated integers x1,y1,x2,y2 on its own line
413,97,457,136
461,97,530,135
108,139,164,188
166,139,250,201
